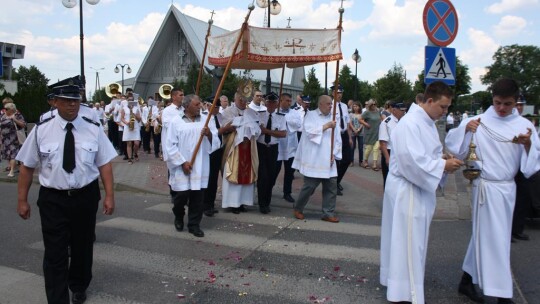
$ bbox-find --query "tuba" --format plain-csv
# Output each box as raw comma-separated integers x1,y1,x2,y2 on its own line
158,84,173,100
105,83,122,98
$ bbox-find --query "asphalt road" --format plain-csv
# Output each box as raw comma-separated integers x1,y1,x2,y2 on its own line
0,182,538,304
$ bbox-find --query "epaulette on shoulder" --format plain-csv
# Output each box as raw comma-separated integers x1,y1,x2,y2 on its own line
276,112,286,116
384,116,392,123
37,115,55,126
258,110,266,113
82,116,100,126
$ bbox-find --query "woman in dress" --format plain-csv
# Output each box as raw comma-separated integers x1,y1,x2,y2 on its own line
349,101,364,166
121,97,142,164
0,102,26,177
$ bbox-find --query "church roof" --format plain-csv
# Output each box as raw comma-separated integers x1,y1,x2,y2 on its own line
133,5,304,91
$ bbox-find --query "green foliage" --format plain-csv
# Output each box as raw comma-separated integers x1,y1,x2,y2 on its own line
481,44,540,105
183,63,212,98
11,65,50,123
91,88,111,103
302,67,323,109
372,63,414,105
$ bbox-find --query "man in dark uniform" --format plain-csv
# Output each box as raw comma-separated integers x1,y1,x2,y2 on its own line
16,84,117,304
257,92,287,214
512,96,539,241
331,85,352,196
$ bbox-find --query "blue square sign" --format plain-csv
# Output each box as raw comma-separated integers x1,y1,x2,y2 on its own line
424,46,456,85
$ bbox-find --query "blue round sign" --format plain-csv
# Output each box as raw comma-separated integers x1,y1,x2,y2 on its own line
423,0,459,47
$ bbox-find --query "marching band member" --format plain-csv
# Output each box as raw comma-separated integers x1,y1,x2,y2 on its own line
120,96,141,164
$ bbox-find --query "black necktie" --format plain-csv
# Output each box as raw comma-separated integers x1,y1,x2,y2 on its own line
63,122,76,173
265,114,272,144
214,115,222,143
338,103,344,129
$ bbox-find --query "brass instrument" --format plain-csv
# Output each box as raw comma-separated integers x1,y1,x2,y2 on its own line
105,83,122,98
158,84,173,100
145,106,153,132
238,79,254,98
462,135,481,183
154,123,162,134
128,107,135,131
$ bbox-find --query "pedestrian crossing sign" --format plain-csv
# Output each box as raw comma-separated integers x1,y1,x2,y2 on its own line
424,46,455,85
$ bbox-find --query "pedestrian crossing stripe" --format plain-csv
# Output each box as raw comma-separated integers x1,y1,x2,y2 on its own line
424,46,456,85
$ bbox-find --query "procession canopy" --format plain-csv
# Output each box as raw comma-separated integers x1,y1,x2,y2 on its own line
208,26,342,69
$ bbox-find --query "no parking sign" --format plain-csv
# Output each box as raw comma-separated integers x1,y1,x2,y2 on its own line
423,0,459,47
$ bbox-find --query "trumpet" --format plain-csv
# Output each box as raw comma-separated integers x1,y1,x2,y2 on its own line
128,108,135,131
145,106,153,132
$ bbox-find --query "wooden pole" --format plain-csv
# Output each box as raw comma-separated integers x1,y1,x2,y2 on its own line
277,65,285,113
190,4,255,165
195,13,214,96
330,5,345,167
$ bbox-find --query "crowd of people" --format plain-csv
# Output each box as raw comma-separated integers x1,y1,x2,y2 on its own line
6,77,539,304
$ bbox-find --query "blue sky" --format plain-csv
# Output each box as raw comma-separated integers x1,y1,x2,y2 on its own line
1,0,539,98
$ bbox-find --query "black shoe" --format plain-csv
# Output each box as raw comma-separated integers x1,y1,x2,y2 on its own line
174,218,184,231
259,206,270,214
458,272,485,303
337,188,343,196
231,208,241,214
337,183,343,191
212,209,219,214
72,291,87,304
283,194,295,203
512,233,530,241
203,209,214,217
238,205,247,212
188,227,205,237
497,298,515,304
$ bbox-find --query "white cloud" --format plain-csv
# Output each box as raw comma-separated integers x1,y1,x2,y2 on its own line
364,0,425,44
493,15,527,37
486,0,539,14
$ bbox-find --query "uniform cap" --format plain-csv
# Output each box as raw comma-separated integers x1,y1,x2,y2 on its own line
329,84,344,93
301,95,311,103
265,92,279,102
52,85,82,100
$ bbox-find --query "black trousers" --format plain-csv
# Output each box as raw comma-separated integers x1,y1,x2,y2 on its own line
337,132,352,184
257,143,279,208
171,189,204,230
140,126,149,152
204,148,223,211
107,120,119,149
152,129,161,157
118,131,127,157
37,180,100,304
275,157,294,195
512,171,540,234
381,149,391,189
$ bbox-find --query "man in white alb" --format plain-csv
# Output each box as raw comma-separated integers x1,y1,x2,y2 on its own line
446,78,540,304
380,81,463,304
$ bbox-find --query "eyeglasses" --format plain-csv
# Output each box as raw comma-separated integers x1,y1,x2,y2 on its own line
255,95,263,97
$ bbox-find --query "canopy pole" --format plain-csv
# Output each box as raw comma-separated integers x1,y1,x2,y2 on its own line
277,65,285,113
195,12,214,96
190,4,255,165
330,5,345,167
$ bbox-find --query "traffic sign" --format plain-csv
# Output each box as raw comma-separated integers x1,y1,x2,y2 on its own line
424,46,455,85
423,0,458,47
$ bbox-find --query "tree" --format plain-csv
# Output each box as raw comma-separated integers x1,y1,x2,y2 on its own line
302,67,323,109
372,63,413,105
337,65,355,101
481,44,540,105
91,88,110,103
183,63,213,98
12,65,50,123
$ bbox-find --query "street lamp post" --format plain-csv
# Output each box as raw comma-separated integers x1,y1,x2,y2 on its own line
256,0,281,95
62,0,101,98
114,64,132,94
351,49,361,100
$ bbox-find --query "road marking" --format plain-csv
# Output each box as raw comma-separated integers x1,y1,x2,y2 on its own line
97,217,379,264
147,203,381,236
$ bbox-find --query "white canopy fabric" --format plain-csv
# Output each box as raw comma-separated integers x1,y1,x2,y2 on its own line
208,26,342,69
